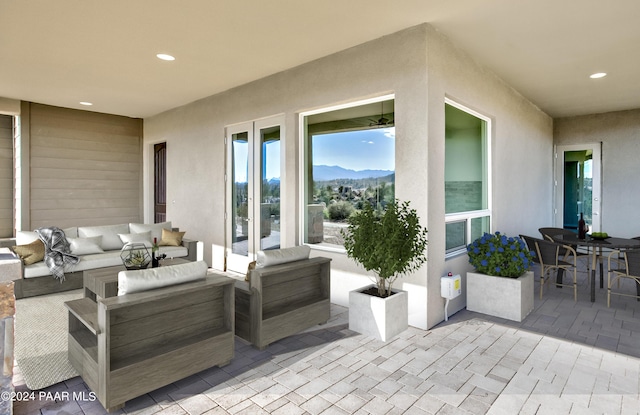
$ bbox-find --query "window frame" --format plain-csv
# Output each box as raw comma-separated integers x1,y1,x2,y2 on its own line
444,98,492,258
298,94,395,252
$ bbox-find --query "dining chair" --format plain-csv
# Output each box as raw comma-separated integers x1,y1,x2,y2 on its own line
519,234,540,266
606,236,640,274
538,227,590,264
522,234,578,301
607,247,640,307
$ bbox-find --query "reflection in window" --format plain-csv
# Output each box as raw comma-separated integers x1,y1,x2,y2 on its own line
259,126,281,251
444,100,491,255
231,132,249,255
302,97,395,249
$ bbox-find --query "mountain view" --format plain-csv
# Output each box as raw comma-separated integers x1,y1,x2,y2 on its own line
312,165,393,181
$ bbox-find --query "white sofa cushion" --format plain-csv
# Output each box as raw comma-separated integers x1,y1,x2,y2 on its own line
78,224,129,251
18,227,79,245
68,236,104,255
157,245,188,258
256,245,311,268
129,222,172,244
118,260,208,295
23,245,189,279
63,227,78,238
118,231,153,248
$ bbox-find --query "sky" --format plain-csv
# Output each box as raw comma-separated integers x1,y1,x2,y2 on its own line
312,127,395,172
233,140,281,182
234,127,395,182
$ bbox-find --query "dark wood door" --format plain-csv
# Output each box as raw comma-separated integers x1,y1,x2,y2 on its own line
154,143,167,223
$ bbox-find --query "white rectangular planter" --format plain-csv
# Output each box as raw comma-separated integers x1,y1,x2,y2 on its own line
466,271,534,322
349,284,408,342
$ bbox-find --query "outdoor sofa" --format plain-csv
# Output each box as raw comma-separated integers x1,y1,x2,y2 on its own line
10,221,203,298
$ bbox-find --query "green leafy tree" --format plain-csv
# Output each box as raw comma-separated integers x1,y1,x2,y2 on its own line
342,200,428,297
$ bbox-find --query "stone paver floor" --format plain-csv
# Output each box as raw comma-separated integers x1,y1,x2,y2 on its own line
13,263,640,414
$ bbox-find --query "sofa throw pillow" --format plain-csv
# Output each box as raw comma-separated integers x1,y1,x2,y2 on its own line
129,222,172,244
118,260,208,295
78,224,129,251
245,261,257,282
256,245,311,268
118,231,153,248
159,229,185,247
68,236,104,255
16,230,39,246
12,239,45,265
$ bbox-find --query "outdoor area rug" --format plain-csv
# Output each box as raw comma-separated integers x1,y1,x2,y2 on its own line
15,289,82,390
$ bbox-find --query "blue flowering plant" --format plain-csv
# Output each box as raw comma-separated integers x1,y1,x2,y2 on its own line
467,232,535,278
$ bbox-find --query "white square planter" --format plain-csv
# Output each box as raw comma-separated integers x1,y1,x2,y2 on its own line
466,271,534,322
349,284,408,342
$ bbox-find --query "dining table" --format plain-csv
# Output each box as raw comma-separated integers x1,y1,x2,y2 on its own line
552,233,640,302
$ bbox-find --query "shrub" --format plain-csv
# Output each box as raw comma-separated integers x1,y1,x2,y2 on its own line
328,201,355,221
467,232,534,278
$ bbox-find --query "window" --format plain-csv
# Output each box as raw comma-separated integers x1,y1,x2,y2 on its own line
301,95,395,250
444,99,491,256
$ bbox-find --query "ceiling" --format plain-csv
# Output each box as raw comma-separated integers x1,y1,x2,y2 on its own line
1,0,639,119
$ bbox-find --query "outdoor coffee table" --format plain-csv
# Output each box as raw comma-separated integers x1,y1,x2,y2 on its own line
83,257,190,300
552,234,640,302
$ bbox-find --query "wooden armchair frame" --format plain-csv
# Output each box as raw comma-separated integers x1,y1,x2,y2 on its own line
234,256,331,350
65,274,234,412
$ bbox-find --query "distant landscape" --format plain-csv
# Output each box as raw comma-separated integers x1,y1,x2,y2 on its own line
234,164,396,224
311,165,395,221
312,165,393,181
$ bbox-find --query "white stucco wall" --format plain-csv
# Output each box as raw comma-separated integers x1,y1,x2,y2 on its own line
144,25,431,327
554,109,640,238
424,25,553,328
143,23,553,330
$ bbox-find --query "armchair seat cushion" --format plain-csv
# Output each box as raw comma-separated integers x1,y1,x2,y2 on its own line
118,260,208,295
256,245,311,268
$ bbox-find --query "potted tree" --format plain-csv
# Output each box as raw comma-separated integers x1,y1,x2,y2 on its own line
342,199,428,341
466,232,535,322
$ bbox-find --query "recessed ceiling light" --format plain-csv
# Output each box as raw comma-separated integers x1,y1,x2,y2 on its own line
79,102,93,106
590,72,607,79
156,53,175,61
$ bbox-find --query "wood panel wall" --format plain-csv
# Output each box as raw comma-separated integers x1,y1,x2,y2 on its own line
26,103,143,230
0,115,13,237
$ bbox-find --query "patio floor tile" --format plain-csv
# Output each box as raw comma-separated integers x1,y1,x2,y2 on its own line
13,262,640,415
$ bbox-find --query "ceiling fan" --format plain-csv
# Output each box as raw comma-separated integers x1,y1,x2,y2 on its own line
369,101,394,127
